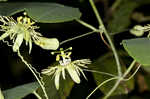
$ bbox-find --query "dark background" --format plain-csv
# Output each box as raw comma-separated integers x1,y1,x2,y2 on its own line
1,0,150,99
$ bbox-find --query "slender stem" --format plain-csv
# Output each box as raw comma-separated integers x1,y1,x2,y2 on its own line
77,19,111,50
86,77,118,99
76,19,98,31
33,91,42,99
60,31,96,45
83,69,117,77
103,29,122,76
103,78,122,99
89,0,103,26
103,60,136,99
111,0,121,11
17,51,49,99
100,32,111,49
89,0,122,77
123,60,136,77
123,64,141,81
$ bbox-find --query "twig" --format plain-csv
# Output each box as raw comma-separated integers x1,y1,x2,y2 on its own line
100,32,111,49
86,77,118,99
60,31,96,45
89,0,122,77
17,50,48,99
33,91,42,99
103,60,136,99
83,69,117,77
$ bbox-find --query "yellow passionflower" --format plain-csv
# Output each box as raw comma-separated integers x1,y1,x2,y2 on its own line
0,13,59,53
41,47,91,90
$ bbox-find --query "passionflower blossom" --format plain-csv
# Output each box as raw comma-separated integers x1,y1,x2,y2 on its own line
41,47,91,90
0,13,59,53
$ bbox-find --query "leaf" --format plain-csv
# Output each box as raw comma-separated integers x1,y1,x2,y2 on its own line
122,38,150,66
108,0,150,34
144,74,150,91
89,51,134,96
0,2,81,23
143,65,150,73
3,82,40,99
37,72,74,99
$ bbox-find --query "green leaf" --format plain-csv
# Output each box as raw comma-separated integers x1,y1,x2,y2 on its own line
143,65,150,73
144,74,150,91
108,0,150,34
89,51,134,96
37,72,74,99
3,82,40,99
122,38,150,66
0,2,81,23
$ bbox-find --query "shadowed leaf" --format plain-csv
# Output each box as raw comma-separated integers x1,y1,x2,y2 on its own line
0,2,81,23
3,82,40,99
89,51,134,96
122,38,150,66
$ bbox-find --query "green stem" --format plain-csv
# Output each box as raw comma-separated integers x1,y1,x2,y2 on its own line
76,19,98,31
123,60,136,77
89,0,102,26
17,51,49,99
103,60,136,99
83,69,117,77
89,0,122,77
103,29,122,76
123,64,141,81
60,31,96,45
86,77,118,99
33,91,42,99
111,0,121,11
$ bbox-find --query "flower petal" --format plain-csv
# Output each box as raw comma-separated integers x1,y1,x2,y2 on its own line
54,69,61,90
66,64,80,84
76,66,87,80
62,68,66,79
0,89,4,99
29,39,32,54
41,67,57,75
13,33,24,52
34,37,59,50
0,31,11,40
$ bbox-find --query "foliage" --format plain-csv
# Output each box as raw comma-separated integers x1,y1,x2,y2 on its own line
3,82,39,99
1,0,150,99
0,3,81,23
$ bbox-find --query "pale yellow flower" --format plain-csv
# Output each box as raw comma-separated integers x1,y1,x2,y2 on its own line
0,14,59,53
42,47,91,90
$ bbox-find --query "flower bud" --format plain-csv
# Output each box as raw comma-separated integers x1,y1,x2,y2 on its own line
34,37,59,50
130,25,144,36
